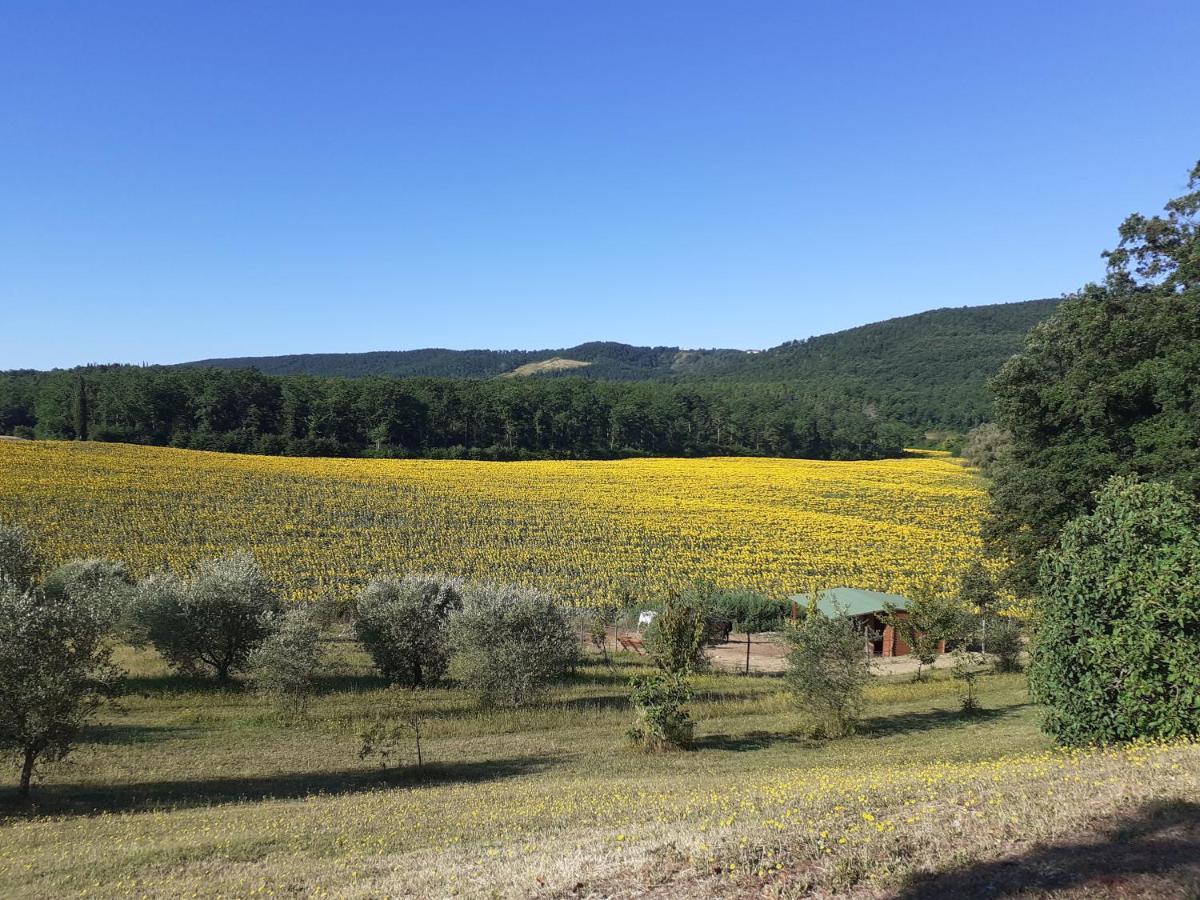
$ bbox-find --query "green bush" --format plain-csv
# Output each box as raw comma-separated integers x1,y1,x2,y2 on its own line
132,553,282,682
1032,476,1200,745
0,521,42,591
353,576,463,686
627,671,694,751
986,616,1024,673
643,599,708,675
450,583,577,707
785,609,871,738
248,607,323,713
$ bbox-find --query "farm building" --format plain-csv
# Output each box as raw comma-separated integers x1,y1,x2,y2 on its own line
788,587,945,658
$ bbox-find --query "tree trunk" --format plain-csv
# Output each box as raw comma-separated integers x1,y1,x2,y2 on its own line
19,748,36,800
745,632,752,675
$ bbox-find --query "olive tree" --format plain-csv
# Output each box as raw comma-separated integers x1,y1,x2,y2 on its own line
1032,476,1200,745
353,575,463,686
0,577,123,799
0,521,42,590
248,606,323,713
785,609,871,738
450,583,577,707
132,553,282,681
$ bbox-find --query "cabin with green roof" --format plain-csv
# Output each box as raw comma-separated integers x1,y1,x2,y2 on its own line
787,587,939,658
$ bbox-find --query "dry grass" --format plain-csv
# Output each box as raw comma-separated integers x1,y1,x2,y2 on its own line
1,642,1196,898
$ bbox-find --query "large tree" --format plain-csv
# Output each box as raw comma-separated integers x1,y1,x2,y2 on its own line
1031,477,1200,745
986,161,1200,593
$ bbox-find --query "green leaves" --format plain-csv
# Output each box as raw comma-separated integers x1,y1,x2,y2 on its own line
1031,476,1200,745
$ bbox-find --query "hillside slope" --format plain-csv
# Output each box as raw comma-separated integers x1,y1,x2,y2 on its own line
178,298,1061,426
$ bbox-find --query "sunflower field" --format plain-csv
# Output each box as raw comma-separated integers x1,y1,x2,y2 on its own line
0,440,985,603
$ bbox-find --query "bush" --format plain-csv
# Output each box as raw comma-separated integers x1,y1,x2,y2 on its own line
353,576,463,686
0,521,42,590
0,577,123,799
248,607,323,713
42,558,135,630
785,610,871,738
450,583,577,707
627,671,693,751
986,616,1024,673
1032,476,1200,745
643,599,709,675
132,553,282,681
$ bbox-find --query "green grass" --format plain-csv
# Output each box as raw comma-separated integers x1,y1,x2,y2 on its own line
0,642,1195,898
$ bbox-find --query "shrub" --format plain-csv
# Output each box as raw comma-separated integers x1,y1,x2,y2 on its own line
951,649,987,714
353,576,463,686
359,686,430,769
0,577,123,799
644,599,709,675
628,671,693,751
785,610,871,738
0,521,42,590
248,607,323,713
986,616,1024,673
132,553,282,681
42,558,135,629
450,583,577,707
1032,476,1200,745
883,579,974,681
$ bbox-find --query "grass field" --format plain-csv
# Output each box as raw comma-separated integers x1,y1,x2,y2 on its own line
1,642,1197,898
0,441,985,603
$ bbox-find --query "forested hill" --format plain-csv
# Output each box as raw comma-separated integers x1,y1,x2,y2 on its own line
182,342,746,380
183,298,1059,395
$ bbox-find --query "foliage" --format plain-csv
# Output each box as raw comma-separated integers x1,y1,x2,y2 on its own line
986,616,1024,674
0,521,42,591
0,441,987,604
987,161,1200,594
957,560,998,615
450,583,577,707
1031,476,1200,745
627,671,694,751
247,606,323,713
358,686,429,769
131,553,282,681
0,574,124,798
709,587,787,674
883,581,973,681
961,423,1012,478
951,650,987,714
784,610,871,738
353,576,463,687
643,598,709,675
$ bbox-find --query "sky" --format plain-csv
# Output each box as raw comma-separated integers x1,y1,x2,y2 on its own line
2,1,1199,369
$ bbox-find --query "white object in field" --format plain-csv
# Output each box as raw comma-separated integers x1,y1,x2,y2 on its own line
637,610,658,630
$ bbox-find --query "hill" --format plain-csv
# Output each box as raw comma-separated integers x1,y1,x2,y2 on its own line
178,299,1061,425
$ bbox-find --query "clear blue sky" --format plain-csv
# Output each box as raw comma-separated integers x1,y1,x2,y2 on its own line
2,1,1198,369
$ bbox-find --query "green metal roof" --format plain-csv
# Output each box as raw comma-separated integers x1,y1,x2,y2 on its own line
787,587,910,618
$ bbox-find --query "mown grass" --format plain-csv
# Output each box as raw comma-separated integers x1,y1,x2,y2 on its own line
1,643,1196,898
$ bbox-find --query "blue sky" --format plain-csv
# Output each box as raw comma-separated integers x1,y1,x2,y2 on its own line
2,1,1198,369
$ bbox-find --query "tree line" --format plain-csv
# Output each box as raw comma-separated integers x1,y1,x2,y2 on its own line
0,366,910,460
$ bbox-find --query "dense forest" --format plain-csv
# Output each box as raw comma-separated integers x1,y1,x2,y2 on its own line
0,367,910,460
0,298,1059,461
182,299,1059,429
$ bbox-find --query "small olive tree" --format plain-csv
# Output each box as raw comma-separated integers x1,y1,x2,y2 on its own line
248,606,323,714
628,671,694,751
0,521,43,590
0,577,124,799
785,609,872,738
132,553,282,681
353,576,463,686
644,599,709,675
883,581,974,682
450,583,577,708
